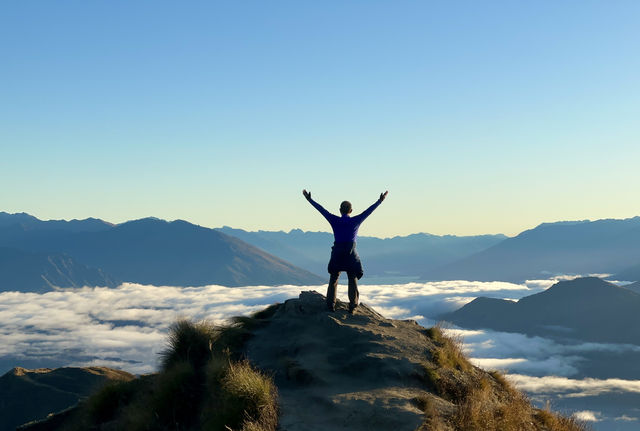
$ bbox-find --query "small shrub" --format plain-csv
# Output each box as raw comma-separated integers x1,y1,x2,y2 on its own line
419,363,471,403
206,351,231,383
86,379,137,424
413,394,448,431
222,360,277,428
488,370,510,390
202,360,278,431
213,324,254,359
426,325,470,372
160,319,217,371
467,384,533,430
152,360,201,428
535,407,591,431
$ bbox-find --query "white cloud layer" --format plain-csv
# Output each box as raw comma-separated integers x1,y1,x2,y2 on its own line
506,374,640,398
0,279,549,372
0,278,637,378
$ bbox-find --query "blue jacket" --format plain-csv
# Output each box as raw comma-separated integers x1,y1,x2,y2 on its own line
308,197,382,243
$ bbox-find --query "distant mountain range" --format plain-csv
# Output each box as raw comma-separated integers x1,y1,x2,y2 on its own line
442,277,640,344
0,366,134,431
4,211,640,291
0,212,113,232
0,212,323,290
215,226,506,280
0,247,119,292
425,217,640,282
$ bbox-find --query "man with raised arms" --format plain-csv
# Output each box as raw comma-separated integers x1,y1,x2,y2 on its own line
303,189,388,314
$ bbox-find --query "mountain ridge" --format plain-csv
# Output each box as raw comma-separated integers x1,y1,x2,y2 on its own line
442,277,640,344
0,247,119,292
0,366,134,431
0,212,323,288
215,226,507,281
426,217,640,282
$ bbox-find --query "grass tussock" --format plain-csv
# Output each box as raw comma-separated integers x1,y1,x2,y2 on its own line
425,325,471,372
535,407,591,431
202,360,278,431
421,325,589,431
421,370,590,431
160,319,218,371
413,395,449,431
86,379,138,424
452,377,533,431
421,324,473,402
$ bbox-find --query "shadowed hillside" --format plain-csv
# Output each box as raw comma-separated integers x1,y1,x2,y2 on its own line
0,367,133,431
442,277,640,344
19,292,587,431
0,247,119,292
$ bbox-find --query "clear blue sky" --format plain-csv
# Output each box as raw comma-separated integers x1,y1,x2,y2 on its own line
1,1,639,237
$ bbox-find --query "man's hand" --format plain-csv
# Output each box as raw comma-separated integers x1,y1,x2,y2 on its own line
303,189,311,201
379,191,388,202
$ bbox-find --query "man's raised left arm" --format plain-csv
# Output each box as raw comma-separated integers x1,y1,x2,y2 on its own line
355,191,388,221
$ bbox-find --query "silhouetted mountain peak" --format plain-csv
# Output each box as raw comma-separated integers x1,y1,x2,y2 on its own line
545,276,615,293
0,212,113,233
118,216,166,226
444,277,640,344
519,277,637,306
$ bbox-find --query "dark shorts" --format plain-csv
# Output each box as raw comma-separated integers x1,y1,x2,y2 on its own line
328,241,364,279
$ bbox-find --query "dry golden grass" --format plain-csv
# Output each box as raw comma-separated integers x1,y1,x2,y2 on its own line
535,407,591,431
422,325,590,431
201,359,278,431
413,395,450,431
160,319,217,371
452,377,535,431
425,325,471,372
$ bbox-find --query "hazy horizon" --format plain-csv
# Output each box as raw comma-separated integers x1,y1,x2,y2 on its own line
6,208,640,239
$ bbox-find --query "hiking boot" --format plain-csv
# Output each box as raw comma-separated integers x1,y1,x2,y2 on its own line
348,303,358,314
327,303,336,312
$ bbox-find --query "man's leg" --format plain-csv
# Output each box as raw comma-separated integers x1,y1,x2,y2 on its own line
347,272,359,313
327,272,340,311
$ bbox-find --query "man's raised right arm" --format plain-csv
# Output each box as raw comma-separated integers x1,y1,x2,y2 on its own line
302,189,333,222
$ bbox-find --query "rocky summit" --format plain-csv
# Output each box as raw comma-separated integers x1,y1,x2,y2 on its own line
243,291,583,431
245,291,441,430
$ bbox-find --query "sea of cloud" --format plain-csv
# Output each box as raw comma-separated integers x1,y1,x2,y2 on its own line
1,278,639,429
